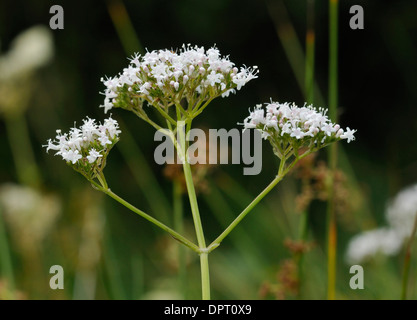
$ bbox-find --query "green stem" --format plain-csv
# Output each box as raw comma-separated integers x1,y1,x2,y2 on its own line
92,181,200,253
190,97,214,118
200,252,210,300
173,179,187,298
208,165,284,251
177,121,206,249
401,211,417,300
297,2,315,297
328,0,339,120
177,120,209,299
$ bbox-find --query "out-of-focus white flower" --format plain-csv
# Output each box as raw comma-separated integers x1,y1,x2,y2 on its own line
386,184,417,238
0,25,54,81
99,44,258,116
0,183,61,248
241,102,356,159
44,116,120,178
345,228,403,264
345,183,417,264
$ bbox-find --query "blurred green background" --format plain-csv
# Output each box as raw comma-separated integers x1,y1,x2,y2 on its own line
0,0,416,299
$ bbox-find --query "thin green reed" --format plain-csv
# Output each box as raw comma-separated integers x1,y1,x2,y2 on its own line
327,0,339,300
0,206,15,291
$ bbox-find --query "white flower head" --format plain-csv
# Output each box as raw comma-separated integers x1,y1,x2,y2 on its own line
241,101,356,159
44,116,120,178
99,44,258,121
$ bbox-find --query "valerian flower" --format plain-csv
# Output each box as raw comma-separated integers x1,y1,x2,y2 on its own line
44,116,120,180
242,102,357,159
345,183,417,264
99,44,258,122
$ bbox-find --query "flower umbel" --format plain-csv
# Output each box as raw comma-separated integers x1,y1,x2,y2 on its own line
242,102,356,160
100,44,258,125
44,116,120,180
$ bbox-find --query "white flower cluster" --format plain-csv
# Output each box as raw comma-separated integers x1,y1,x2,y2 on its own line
44,117,120,176
242,102,356,158
346,183,417,264
100,44,258,114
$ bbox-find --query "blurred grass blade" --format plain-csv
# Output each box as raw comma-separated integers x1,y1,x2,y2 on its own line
5,115,42,188
305,0,315,105
102,228,128,300
203,178,267,273
117,119,171,223
0,207,15,290
106,0,144,54
266,0,324,106
326,0,339,301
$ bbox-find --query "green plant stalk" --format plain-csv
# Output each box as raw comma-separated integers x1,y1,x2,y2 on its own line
327,0,339,301
200,252,210,300
328,0,339,121
208,173,283,252
401,211,417,300
208,151,315,252
177,121,207,249
208,154,310,252
92,180,200,253
173,179,187,298
326,143,338,300
305,0,315,105
177,120,210,299
296,0,315,298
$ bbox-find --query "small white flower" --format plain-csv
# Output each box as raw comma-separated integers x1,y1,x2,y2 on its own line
340,127,356,143
62,149,82,164
290,127,305,139
87,148,103,164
